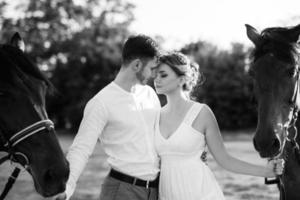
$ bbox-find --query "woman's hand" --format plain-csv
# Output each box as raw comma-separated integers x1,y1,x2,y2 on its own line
266,158,285,177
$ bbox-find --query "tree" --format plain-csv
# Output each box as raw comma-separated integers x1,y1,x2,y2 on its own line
0,0,135,130
182,41,257,130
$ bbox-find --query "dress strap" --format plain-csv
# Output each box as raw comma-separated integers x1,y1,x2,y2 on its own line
154,109,161,132
184,103,204,126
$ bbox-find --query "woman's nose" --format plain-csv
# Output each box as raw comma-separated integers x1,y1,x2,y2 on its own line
154,78,161,85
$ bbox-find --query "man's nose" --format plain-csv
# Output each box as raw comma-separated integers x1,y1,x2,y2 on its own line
151,70,158,78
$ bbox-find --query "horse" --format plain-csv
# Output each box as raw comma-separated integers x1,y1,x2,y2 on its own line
0,33,69,199
246,24,300,200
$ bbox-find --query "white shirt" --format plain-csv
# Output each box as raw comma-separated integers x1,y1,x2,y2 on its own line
65,82,161,198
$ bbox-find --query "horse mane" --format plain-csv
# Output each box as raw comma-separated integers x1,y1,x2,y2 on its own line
251,27,300,66
0,45,54,94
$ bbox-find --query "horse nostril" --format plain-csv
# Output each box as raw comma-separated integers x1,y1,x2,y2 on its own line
45,161,69,183
253,136,280,156
44,168,55,182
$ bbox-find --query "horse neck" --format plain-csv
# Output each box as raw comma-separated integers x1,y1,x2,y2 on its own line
295,116,300,143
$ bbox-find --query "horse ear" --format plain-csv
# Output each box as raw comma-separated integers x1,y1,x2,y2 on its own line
245,24,262,47
286,24,300,43
10,32,25,52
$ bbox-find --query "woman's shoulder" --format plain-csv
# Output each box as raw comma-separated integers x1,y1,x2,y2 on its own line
189,102,216,134
192,102,215,123
191,101,209,111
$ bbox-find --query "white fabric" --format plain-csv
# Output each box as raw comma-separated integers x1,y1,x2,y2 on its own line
65,82,161,199
155,103,225,200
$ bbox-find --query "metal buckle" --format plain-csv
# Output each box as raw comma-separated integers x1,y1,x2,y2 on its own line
146,180,150,189
132,178,137,185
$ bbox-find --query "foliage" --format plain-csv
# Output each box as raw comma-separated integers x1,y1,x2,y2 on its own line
0,0,135,130
181,41,257,129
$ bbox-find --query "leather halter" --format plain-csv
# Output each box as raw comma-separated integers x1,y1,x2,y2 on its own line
0,119,54,200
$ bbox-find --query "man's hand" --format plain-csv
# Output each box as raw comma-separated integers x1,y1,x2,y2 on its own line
53,192,67,200
200,151,207,164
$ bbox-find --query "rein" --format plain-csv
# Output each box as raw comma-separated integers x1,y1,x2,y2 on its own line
264,68,300,200
0,119,54,200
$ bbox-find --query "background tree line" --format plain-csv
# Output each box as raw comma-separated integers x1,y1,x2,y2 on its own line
0,0,257,132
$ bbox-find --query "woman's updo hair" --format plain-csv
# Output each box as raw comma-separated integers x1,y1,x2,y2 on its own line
159,51,204,92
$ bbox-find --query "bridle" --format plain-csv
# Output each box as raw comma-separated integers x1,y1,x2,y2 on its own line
0,119,54,200
264,64,300,200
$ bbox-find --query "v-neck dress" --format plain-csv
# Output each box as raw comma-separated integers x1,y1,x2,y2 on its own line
154,103,225,200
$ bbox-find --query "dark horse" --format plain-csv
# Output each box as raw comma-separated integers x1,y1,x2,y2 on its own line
246,24,300,200
0,33,69,198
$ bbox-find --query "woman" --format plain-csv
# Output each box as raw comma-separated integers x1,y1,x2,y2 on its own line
153,52,284,200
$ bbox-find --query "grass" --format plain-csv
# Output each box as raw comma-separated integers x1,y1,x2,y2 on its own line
0,131,280,200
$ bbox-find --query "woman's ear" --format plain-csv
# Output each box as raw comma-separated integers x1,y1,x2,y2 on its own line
179,76,186,87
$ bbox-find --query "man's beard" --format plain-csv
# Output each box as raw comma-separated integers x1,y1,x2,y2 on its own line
136,70,147,85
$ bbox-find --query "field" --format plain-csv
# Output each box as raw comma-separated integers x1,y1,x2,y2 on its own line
0,132,280,200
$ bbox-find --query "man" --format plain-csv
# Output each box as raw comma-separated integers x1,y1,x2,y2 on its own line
55,35,161,200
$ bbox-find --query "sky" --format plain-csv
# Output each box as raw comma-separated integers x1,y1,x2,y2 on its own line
128,0,300,50
3,0,300,50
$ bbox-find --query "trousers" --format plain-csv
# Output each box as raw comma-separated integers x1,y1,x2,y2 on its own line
99,176,158,200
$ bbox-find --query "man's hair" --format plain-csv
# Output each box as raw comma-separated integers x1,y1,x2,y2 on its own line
122,35,160,65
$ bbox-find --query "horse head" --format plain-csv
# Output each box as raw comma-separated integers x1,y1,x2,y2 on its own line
246,24,300,199
0,33,69,197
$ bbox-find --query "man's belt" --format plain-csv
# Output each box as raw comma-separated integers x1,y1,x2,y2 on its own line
109,169,159,189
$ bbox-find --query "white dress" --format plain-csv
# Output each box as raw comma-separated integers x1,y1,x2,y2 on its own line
154,103,225,200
